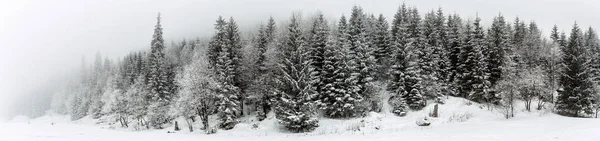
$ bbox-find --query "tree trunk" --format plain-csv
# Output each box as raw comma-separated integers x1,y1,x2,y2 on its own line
185,118,193,132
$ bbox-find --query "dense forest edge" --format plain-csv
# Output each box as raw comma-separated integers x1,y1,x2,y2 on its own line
42,3,600,134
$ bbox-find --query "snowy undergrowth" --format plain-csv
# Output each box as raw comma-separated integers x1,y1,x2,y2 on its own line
8,97,600,140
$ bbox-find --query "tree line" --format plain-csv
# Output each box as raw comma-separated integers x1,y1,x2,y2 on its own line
50,3,600,133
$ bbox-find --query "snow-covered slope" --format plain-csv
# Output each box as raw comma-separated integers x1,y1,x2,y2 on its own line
3,97,599,141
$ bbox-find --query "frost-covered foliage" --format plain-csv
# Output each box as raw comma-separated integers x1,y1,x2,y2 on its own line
175,52,218,130
274,15,319,132
556,23,596,117
45,3,600,136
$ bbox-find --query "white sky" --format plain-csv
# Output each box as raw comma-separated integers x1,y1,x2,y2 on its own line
0,0,598,118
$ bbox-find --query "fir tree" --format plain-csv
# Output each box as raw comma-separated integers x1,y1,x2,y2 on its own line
458,17,492,102
373,14,392,80
584,27,600,84
556,23,595,117
215,44,241,129
319,15,363,118
446,14,463,89
307,13,329,98
224,17,244,116
551,25,560,43
486,14,510,86
265,16,277,42
388,3,410,94
146,13,172,129
274,15,318,132
208,16,228,69
347,6,377,113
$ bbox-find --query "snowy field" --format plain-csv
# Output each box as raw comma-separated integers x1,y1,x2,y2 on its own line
3,97,599,141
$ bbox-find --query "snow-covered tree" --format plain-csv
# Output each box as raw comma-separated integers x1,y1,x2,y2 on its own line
175,52,219,131
458,17,492,103
486,14,510,86
347,6,378,113
556,23,596,117
146,13,173,129
307,12,329,99
274,14,318,132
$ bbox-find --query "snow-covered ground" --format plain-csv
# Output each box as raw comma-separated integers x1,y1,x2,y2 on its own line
2,97,599,141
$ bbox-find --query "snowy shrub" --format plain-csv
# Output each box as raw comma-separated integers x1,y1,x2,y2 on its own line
388,95,409,116
345,120,365,131
205,126,218,135
446,112,473,123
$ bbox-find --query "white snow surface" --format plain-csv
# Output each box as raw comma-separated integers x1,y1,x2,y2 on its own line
2,97,599,141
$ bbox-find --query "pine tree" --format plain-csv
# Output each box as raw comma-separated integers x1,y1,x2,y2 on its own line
347,6,377,113
224,17,245,116
486,14,510,86
388,3,410,94
265,16,277,42
208,16,228,69
421,9,447,99
458,17,491,102
373,14,392,80
319,15,363,118
146,13,172,129
446,14,463,90
307,13,329,98
584,27,600,84
274,15,318,132
556,23,595,117
551,25,560,43
215,44,241,129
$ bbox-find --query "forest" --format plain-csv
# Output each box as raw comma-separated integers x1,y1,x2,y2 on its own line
48,3,600,134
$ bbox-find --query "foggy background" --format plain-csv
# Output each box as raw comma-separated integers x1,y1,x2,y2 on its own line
0,0,598,119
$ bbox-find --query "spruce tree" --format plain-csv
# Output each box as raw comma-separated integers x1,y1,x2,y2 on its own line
274,15,318,132
265,16,277,42
224,17,244,116
584,27,600,84
215,43,241,130
446,14,463,89
373,14,392,80
458,17,491,102
388,3,410,95
319,15,363,118
486,14,510,86
347,6,377,113
557,23,595,117
307,13,329,97
551,25,560,43
208,16,228,68
146,13,172,129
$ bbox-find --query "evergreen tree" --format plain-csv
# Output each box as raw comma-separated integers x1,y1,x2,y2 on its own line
274,15,318,132
347,6,377,113
373,14,392,80
307,13,329,98
551,25,560,43
421,9,447,99
557,23,595,117
388,3,410,95
265,16,277,42
208,16,228,68
446,14,463,89
458,17,492,102
146,13,172,129
584,27,600,84
486,14,510,86
224,17,245,116
319,15,363,118
215,43,241,129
